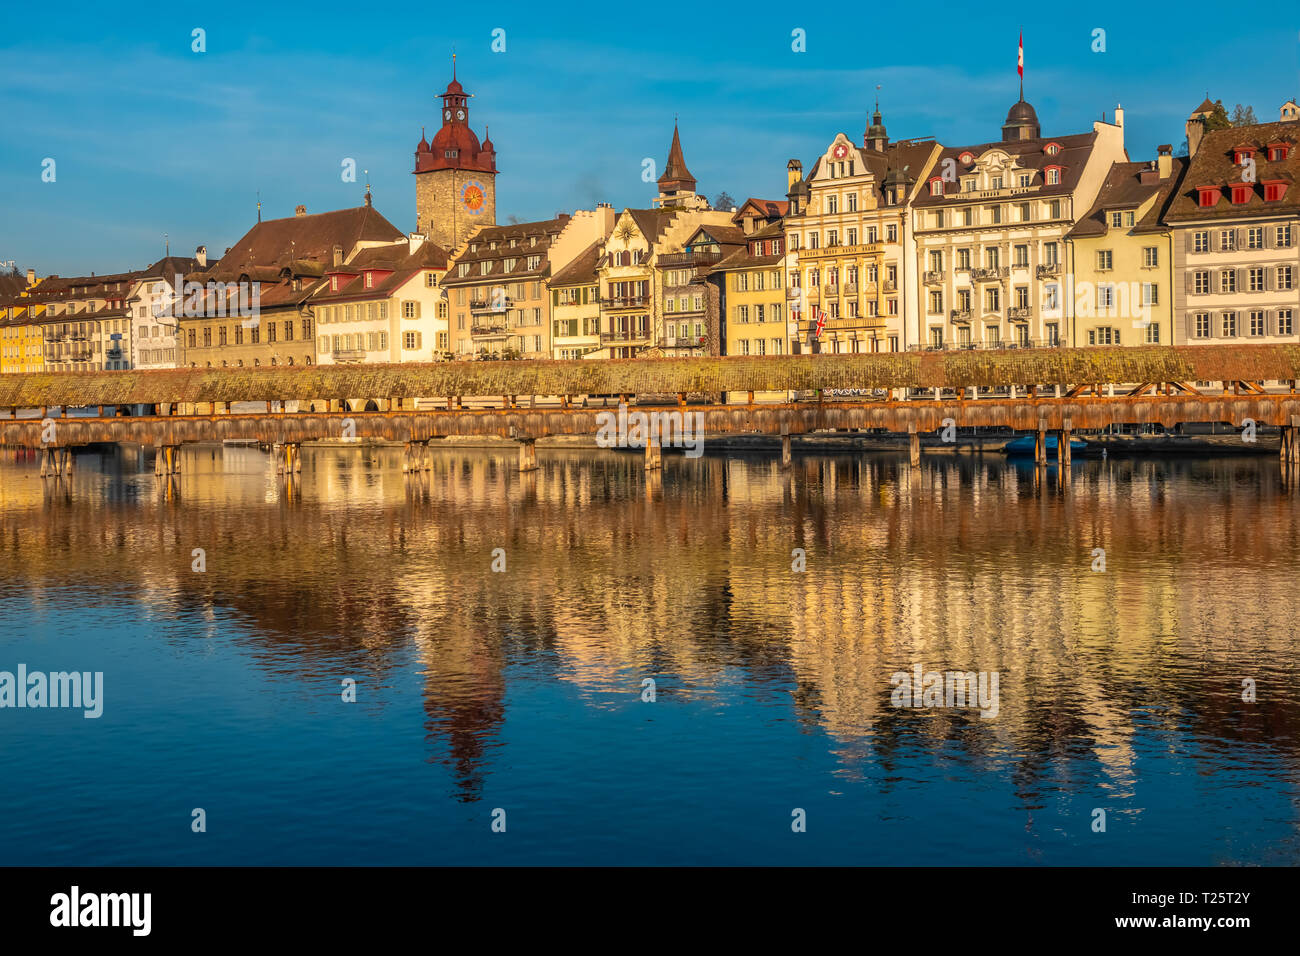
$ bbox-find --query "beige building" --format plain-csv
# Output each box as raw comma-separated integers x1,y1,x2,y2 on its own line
1166,101,1300,345
310,235,449,364
444,208,614,359
784,106,940,354
910,94,1126,350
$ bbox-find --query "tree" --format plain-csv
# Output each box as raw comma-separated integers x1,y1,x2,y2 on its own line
1202,101,1232,132
1229,104,1258,127
713,191,737,212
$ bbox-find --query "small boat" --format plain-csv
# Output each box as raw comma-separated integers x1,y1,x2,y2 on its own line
1002,434,1087,456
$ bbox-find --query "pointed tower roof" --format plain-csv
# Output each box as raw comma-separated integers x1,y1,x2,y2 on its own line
657,122,697,192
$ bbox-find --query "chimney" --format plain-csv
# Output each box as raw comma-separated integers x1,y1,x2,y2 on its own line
332,245,343,267
787,159,802,191
295,205,306,217
25,268,35,287
1114,104,1124,128
1157,144,1173,179
1186,107,1207,159
195,245,207,268
408,232,425,254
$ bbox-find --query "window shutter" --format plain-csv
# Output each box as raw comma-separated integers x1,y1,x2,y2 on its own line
1184,231,1193,253
1236,267,1245,291
1264,228,1274,249
1236,227,1245,249
1266,268,1275,291
1267,309,1277,335
1185,271,1195,294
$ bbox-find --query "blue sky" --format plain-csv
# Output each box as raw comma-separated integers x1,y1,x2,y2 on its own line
1,2,1296,277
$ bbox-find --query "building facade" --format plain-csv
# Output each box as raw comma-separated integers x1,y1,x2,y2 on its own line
1065,150,1186,347
310,235,449,364
784,108,941,354
910,95,1125,350
1165,103,1300,345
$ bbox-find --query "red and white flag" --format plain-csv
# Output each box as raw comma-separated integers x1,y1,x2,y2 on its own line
814,308,826,339
1017,33,1024,78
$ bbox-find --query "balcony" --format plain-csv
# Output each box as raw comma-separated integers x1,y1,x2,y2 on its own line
824,284,838,297
658,250,722,268
923,271,945,284
600,329,650,343
470,322,509,338
331,348,367,363
1036,263,1061,278
659,335,706,349
605,296,647,309
883,280,898,293
950,309,972,322
1007,306,1033,320
970,267,1009,281
843,282,858,294
469,296,512,314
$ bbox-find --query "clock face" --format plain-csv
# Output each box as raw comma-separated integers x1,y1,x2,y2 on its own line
444,109,451,120
456,109,465,121
462,180,486,215
833,143,849,159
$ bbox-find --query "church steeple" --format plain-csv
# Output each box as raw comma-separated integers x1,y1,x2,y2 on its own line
654,120,705,209
865,87,888,151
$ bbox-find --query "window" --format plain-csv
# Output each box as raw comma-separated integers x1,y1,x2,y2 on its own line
267,322,276,343
1194,312,1211,338
1247,227,1265,249
847,193,857,212
1194,271,1210,294
1014,244,1029,267
1193,231,1210,253
886,224,897,243
1249,311,1266,336
826,195,837,214
1143,247,1158,268
1222,311,1237,337
1142,283,1158,306
929,291,943,313
1230,185,1251,204
1278,266,1294,291
1221,270,1236,293
985,288,1000,312
1018,174,1031,188
1048,200,1061,219
404,331,421,350
930,180,943,196
1248,268,1265,292
1046,168,1060,185
1096,250,1113,271
1277,226,1294,248
218,327,227,346
1279,310,1294,336
1198,188,1219,207
1265,182,1287,202
1098,285,1115,310
1219,229,1236,251
957,248,971,270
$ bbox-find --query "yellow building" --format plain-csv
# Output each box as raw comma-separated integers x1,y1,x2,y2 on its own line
713,220,790,358
0,302,46,373
784,108,940,353
548,241,603,360
1065,149,1186,346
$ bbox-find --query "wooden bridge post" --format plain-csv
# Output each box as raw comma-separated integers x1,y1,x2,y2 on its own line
908,422,920,467
644,420,662,471
39,447,52,478
1061,417,1073,466
780,423,792,470
1035,419,1047,465
518,438,538,472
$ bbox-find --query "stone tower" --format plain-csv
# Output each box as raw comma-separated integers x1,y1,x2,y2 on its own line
414,60,498,251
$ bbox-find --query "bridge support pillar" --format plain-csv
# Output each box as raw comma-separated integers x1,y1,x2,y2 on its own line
40,447,66,478
644,423,662,471
908,422,920,467
1061,418,1073,467
780,424,792,470
518,439,538,473
277,442,301,476
1035,420,1048,465
421,440,433,472
155,445,180,476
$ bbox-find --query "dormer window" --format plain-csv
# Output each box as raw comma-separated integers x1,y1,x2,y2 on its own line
1268,143,1290,162
929,178,943,196
1234,147,1256,165
364,272,374,288
470,243,478,252
1045,166,1062,185
1197,186,1220,208
962,178,975,192
959,151,975,165
1264,181,1288,202
1043,142,1062,156
1230,184,1252,204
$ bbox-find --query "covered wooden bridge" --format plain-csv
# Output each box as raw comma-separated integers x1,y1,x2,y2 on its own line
3,344,1300,476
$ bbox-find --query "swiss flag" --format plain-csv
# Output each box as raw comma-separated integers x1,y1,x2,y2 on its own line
1018,33,1024,77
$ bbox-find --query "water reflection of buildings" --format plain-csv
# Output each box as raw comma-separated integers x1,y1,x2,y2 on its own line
2,447,1299,814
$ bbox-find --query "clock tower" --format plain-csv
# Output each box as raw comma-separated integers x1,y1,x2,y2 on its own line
414,59,498,252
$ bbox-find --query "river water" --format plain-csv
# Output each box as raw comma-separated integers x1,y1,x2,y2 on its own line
1,443,1297,865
